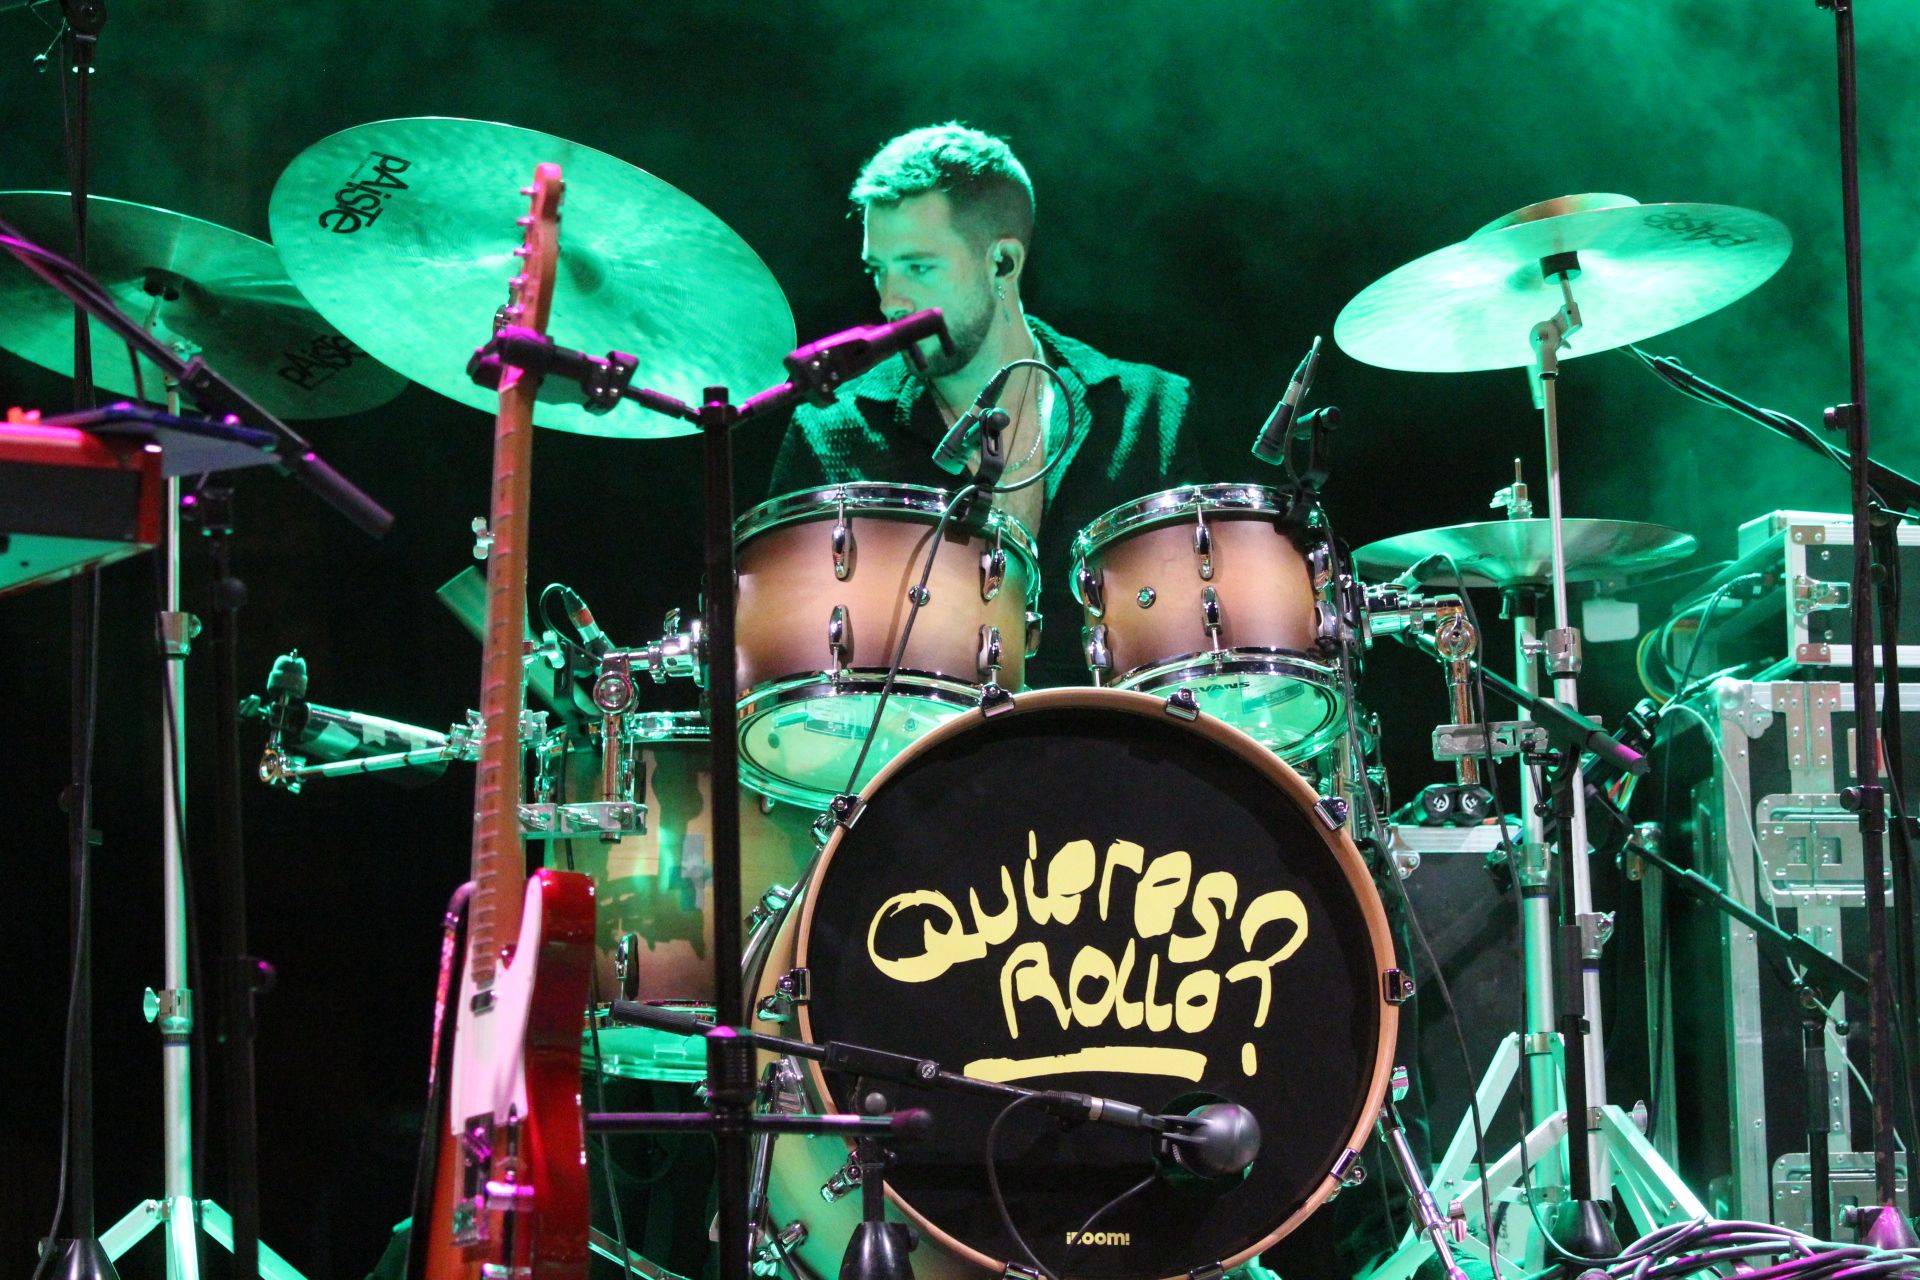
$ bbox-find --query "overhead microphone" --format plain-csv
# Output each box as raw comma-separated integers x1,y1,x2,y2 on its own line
931,361,1018,475
1250,335,1323,465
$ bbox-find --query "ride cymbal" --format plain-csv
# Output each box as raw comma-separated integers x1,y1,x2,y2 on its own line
0,192,405,419
1353,518,1697,590
1334,194,1790,373
268,117,796,438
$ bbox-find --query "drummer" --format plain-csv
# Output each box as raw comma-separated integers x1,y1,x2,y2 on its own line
768,121,1204,687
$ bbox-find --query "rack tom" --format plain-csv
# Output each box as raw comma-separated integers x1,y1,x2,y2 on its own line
1072,484,1341,760
735,483,1040,806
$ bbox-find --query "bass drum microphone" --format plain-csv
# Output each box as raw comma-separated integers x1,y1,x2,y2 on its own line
1162,1100,1262,1180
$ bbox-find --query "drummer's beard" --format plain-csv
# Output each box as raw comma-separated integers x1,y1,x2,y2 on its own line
917,280,995,379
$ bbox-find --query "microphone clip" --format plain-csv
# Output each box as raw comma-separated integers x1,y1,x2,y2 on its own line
951,406,1012,525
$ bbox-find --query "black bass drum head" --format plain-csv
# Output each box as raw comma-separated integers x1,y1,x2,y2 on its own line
794,688,1396,1280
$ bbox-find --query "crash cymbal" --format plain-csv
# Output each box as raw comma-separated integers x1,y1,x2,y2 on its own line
1353,518,1697,590
268,117,795,438
0,192,406,418
1333,194,1790,372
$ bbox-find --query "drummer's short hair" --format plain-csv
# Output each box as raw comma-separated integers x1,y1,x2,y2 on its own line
851,123,1035,252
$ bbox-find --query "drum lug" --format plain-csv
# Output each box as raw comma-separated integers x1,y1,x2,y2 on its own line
1200,585,1222,648
1083,623,1111,685
1024,609,1043,659
981,525,1006,602
1384,967,1416,1006
811,792,865,848
832,498,854,580
1313,795,1351,831
1189,1265,1225,1280
750,1221,808,1277
820,1149,862,1202
827,604,851,675
1194,509,1214,581
1002,1266,1045,1280
761,1055,808,1114
979,684,1016,717
1308,540,1334,591
1331,1146,1366,1190
977,624,1004,683
745,884,794,939
1163,688,1200,721
755,967,810,1024
1076,563,1105,618
613,932,642,1002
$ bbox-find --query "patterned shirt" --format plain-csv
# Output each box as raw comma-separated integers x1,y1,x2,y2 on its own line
767,317,1203,686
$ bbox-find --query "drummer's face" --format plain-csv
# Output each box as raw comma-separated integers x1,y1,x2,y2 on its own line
862,192,996,377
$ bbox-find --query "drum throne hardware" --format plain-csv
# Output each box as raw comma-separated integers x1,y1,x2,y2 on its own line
0,189,391,1279
1338,193,1784,1275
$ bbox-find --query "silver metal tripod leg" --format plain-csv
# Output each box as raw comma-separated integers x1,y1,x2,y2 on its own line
101,1200,306,1280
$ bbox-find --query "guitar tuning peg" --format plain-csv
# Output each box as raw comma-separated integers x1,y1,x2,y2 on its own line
519,185,536,196
512,246,530,259
516,215,533,228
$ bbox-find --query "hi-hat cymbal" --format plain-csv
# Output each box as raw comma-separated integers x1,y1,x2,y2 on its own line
1353,518,1697,589
0,192,406,418
268,117,796,438
1334,194,1791,372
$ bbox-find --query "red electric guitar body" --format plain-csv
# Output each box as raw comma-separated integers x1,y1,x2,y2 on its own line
409,164,594,1280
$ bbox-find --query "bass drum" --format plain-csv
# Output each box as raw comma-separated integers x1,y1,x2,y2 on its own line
751,689,1397,1280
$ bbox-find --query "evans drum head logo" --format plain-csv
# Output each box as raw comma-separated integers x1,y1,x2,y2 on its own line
317,151,413,233
864,833,1309,1084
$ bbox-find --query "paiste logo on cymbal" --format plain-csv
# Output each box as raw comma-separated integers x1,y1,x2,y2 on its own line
276,333,373,392
317,151,413,234
864,831,1310,1084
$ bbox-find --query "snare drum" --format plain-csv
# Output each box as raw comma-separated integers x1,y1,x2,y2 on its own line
735,483,1040,806
750,688,1397,1280
1072,485,1341,760
545,709,814,1081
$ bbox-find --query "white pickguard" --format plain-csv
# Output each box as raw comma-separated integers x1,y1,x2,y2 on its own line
446,876,552,1132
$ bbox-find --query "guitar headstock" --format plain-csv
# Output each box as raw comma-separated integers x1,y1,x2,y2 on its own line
504,163,564,342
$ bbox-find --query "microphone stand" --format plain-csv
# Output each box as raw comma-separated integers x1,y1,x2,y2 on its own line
473,309,950,1280
1812,0,1915,1245
49,2,110,1275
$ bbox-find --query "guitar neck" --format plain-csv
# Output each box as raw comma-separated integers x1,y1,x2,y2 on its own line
466,165,563,994
466,389,534,994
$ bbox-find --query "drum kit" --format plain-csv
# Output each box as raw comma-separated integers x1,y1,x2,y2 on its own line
6,114,1806,1280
